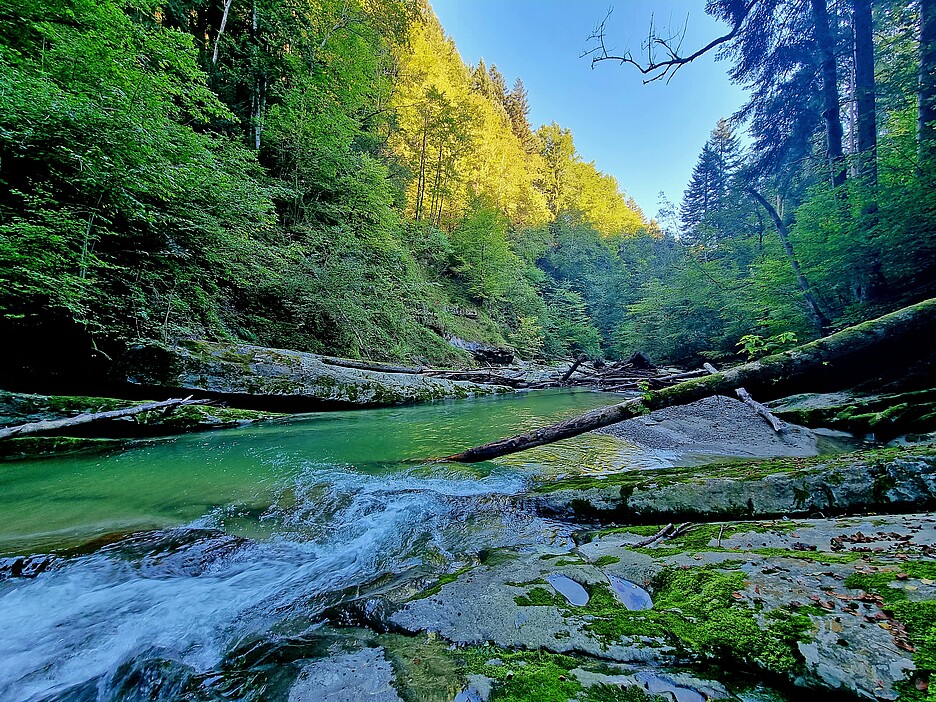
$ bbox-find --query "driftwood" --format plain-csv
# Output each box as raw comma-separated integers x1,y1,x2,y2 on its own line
0,397,211,440
735,387,784,432
560,356,587,384
441,298,936,462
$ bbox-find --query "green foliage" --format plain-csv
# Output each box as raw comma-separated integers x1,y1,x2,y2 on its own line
449,202,519,303
509,316,546,359
3,0,933,373
736,332,798,360
462,647,659,702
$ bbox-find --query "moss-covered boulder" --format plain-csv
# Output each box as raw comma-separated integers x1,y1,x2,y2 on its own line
768,390,936,440
117,341,509,409
0,390,282,456
532,447,936,522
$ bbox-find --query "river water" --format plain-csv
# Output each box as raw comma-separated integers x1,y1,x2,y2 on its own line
0,390,654,701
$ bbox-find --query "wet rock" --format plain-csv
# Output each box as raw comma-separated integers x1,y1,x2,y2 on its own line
390,548,667,663
0,389,280,443
535,446,936,521
288,647,402,702
448,337,514,365
571,668,730,702
581,513,935,700
119,341,507,410
454,676,492,702
0,555,55,580
769,389,936,440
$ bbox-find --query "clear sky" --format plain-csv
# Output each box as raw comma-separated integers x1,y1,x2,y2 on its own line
429,0,749,219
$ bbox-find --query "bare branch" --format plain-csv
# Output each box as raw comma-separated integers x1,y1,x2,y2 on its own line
584,1,759,84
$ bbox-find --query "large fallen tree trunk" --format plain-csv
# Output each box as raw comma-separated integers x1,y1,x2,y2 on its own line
0,397,211,440
442,297,936,462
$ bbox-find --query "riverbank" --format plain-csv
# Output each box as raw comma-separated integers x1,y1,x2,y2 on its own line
2,386,935,701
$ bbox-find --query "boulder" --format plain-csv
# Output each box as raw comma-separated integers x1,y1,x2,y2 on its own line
533,447,936,522
447,337,514,365
117,340,509,410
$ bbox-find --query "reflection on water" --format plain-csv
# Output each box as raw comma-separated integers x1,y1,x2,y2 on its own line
0,390,634,555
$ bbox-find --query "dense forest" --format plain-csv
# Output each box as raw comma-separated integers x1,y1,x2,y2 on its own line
1,0,935,381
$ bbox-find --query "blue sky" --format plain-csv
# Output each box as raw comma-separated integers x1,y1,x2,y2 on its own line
429,0,749,219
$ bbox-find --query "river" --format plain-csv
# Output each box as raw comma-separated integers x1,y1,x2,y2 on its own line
0,390,657,701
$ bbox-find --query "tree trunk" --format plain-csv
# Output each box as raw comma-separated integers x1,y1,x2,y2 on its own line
441,297,936,462
812,0,847,187
853,0,877,183
0,398,211,440
920,0,936,159
415,110,429,221
747,188,831,331
212,0,234,66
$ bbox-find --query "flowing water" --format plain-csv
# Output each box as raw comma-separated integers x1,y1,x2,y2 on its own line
0,390,658,702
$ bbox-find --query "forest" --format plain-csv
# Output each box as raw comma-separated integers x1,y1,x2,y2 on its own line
4,3,936,701
1,0,934,378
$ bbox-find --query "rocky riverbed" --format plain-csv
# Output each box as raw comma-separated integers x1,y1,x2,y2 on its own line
287,443,936,702
2,383,935,701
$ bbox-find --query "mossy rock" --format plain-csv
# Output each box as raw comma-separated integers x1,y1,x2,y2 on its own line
534,446,936,522
117,340,509,410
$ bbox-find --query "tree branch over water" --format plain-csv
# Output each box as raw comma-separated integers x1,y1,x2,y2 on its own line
583,1,758,83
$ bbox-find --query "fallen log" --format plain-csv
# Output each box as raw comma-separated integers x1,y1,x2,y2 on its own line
559,356,587,384
0,397,211,440
652,368,709,384
440,297,936,462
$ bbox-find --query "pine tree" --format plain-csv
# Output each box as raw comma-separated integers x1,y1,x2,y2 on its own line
505,77,533,148
680,119,741,241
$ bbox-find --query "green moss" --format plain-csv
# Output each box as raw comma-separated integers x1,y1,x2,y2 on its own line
379,634,465,702
844,565,936,701
539,446,936,497
520,564,812,678
579,685,663,702
0,436,126,461
410,564,475,601
749,548,862,564
462,645,668,702
135,403,279,431
514,586,565,607
462,647,585,702
593,556,621,567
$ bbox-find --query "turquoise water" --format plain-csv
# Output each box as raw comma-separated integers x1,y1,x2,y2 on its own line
0,389,643,701
0,390,636,555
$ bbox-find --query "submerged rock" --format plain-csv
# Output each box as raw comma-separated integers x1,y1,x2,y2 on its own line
289,647,402,702
118,340,508,409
